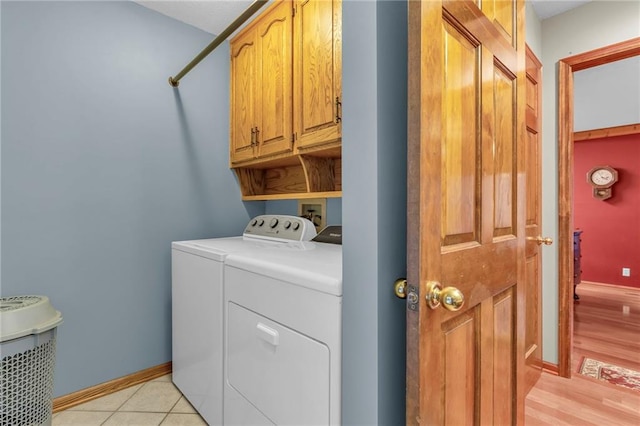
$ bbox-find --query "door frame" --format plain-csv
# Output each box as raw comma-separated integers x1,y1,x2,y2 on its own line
557,37,640,378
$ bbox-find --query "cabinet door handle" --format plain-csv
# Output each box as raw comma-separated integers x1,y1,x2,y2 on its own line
250,127,255,146
335,97,342,123
255,126,260,145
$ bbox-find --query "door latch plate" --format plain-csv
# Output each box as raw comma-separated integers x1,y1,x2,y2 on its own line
407,285,419,311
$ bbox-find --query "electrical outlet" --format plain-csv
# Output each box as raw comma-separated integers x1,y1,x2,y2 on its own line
622,268,631,277
298,198,327,233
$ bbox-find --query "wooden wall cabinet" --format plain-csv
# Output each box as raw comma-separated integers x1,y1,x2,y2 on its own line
230,0,293,165
229,0,342,200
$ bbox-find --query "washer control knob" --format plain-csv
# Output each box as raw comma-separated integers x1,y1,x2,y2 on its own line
284,220,292,229
258,219,265,226
251,219,258,226
292,222,300,231
269,218,279,228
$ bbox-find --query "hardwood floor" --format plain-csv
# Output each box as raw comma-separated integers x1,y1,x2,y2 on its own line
525,281,640,424
573,282,640,372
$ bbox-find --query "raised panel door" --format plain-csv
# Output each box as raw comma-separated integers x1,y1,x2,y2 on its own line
406,1,526,423
230,29,258,164
256,1,294,158
293,0,342,151
524,45,543,394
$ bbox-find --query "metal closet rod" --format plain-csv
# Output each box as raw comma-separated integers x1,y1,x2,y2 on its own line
168,0,269,87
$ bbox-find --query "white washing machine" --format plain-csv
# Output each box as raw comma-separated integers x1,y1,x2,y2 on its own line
171,215,316,425
223,229,342,425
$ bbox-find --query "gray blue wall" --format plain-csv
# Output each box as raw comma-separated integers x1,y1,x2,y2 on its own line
342,1,407,424
1,1,262,397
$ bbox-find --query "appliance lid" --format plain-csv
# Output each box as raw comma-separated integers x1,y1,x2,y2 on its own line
171,237,246,261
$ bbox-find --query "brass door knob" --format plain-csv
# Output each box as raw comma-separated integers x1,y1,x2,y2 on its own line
528,236,553,245
426,281,464,311
394,278,407,299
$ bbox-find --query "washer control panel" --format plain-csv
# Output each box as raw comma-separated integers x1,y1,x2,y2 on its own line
242,215,317,242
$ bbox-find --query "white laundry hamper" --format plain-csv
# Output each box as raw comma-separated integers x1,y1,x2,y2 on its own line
1,296,63,426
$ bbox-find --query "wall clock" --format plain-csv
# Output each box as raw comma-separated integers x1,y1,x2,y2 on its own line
586,165,618,200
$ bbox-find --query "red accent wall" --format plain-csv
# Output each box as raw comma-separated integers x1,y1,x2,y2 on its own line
574,133,640,288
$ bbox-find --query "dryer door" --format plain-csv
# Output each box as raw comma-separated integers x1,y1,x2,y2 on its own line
226,302,330,425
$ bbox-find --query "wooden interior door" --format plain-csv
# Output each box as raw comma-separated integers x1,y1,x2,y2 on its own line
406,1,526,424
256,0,293,158
524,45,545,394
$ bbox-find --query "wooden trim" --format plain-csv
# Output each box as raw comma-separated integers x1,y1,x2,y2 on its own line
562,37,640,71
557,38,640,381
574,123,640,141
53,362,172,413
579,280,638,291
542,361,559,376
525,44,542,69
241,190,342,201
557,59,574,379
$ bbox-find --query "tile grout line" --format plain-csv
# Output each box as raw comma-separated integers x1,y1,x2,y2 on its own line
160,380,186,423
98,382,145,426
55,375,202,425
99,410,116,426
159,412,171,425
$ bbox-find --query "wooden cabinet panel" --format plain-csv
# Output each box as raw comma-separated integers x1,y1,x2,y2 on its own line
230,30,258,164
294,0,342,151
256,1,293,158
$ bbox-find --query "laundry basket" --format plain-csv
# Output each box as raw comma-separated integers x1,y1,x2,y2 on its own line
1,296,63,426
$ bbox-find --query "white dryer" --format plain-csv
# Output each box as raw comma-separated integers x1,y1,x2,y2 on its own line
223,229,343,425
171,215,316,425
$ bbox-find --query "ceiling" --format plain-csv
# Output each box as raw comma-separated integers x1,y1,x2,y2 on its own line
134,0,593,36
134,0,254,35
530,0,592,20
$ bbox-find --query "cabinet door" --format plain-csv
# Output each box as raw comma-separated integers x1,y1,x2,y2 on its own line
294,0,342,151
230,30,258,164
256,1,294,158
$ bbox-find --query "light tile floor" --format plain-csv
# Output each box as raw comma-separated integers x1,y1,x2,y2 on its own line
53,374,208,426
